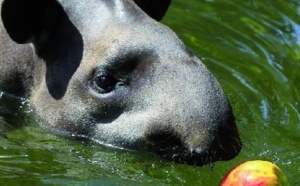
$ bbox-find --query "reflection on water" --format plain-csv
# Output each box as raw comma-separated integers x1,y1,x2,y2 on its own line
0,0,300,185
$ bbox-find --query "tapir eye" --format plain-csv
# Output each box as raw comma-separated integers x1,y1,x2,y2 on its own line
93,74,118,93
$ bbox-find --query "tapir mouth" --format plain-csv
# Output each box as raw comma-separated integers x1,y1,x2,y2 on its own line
59,123,242,167
145,126,242,166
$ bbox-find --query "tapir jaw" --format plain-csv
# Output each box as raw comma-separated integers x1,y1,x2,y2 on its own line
140,129,240,166
89,122,241,166
143,120,242,166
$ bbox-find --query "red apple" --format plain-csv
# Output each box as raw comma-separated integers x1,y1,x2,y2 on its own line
220,160,289,186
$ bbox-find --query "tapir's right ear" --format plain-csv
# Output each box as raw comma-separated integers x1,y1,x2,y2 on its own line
134,0,172,21
1,0,63,44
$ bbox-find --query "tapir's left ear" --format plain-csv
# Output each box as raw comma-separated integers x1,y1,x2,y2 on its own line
134,0,172,21
1,0,63,44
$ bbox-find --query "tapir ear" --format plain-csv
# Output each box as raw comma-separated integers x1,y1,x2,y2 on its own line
1,0,63,44
134,0,172,21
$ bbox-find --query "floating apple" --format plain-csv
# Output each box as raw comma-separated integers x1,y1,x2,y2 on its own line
220,160,289,186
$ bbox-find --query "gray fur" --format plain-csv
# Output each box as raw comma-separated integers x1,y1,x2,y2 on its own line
0,0,241,165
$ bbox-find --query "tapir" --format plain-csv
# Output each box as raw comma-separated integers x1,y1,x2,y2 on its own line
0,0,241,165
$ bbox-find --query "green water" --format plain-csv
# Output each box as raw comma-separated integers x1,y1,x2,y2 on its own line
0,0,299,185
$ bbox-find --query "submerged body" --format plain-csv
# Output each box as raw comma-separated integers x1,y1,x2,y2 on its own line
0,0,241,165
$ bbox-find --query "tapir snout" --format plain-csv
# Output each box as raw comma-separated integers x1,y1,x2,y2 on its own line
0,0,241,165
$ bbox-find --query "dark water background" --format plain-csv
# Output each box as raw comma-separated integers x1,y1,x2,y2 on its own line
0,0,299,185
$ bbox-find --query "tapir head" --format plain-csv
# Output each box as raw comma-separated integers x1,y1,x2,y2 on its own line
1,0,241,165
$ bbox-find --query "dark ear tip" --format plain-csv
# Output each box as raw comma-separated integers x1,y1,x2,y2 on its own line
148,0,172,21
1,0,33,43
135,0,172,21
